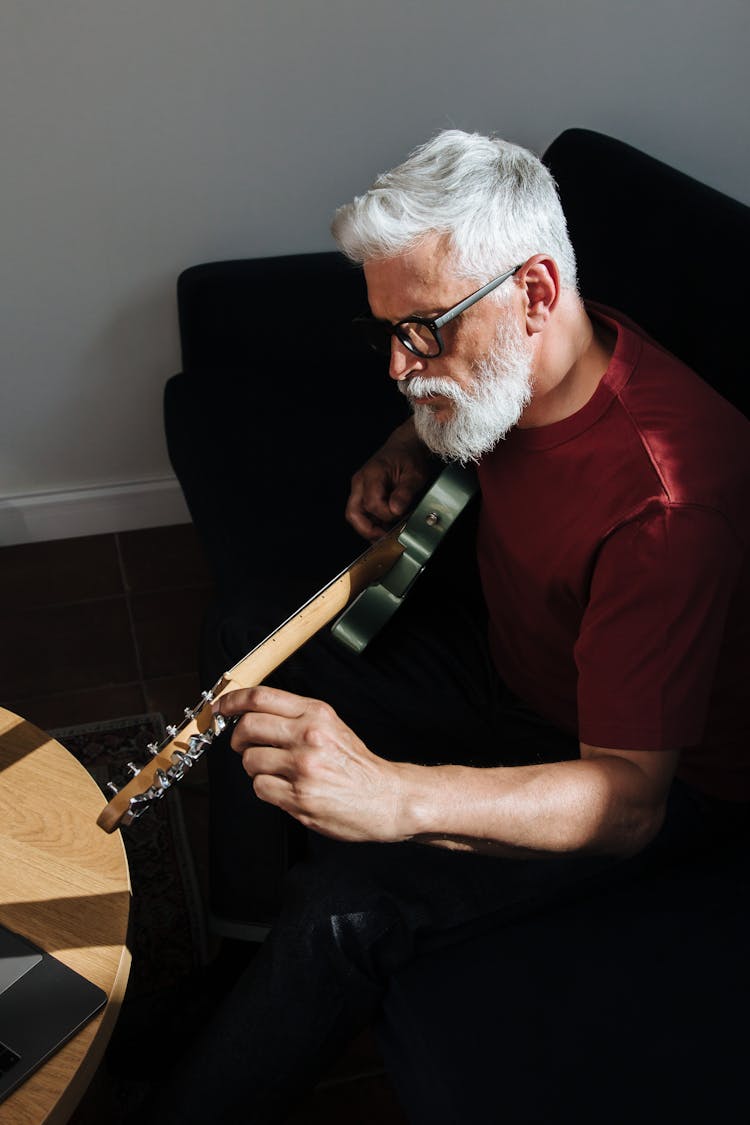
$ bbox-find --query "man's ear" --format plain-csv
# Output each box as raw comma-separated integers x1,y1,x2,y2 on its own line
517,255,560,335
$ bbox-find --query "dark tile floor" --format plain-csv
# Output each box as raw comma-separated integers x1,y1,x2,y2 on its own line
0,525,407,1124
0,523,214,731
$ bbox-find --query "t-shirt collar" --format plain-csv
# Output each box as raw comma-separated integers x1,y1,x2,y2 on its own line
503,303,643,451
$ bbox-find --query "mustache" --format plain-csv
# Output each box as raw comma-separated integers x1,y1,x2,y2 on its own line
399,376,467,403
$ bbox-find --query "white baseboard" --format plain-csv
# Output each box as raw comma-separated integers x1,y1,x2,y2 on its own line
0,477,191,546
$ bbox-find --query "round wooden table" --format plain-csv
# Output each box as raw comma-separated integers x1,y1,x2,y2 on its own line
0,708,131,1124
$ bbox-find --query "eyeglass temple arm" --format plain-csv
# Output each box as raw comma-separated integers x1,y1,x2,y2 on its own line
433,264,522,329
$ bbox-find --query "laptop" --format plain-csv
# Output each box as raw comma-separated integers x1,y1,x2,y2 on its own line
0,923,107,1104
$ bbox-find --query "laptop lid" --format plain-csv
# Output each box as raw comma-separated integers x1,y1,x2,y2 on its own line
0,924,107,1103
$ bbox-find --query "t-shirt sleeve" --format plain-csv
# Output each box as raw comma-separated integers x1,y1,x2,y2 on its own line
575,503,743,751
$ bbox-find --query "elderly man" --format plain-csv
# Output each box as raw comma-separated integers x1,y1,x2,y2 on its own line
148,131,748,1123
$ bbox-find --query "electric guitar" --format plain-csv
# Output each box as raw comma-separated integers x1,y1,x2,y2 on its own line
96,464,476,833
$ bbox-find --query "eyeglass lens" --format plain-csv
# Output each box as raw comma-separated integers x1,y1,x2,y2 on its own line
358,319,439,358
398,321,440,357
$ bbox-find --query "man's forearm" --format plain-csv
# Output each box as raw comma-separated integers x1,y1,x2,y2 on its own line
393,755,668,859
223,685,677,853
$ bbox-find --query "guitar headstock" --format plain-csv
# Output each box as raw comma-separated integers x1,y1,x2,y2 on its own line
96,679,233,833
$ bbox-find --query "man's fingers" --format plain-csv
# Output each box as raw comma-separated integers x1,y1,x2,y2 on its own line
346,424,434,538
346,461,407,539
345,473,385,539
233,711,297,753
359,467,399,522
214,684,306,719
251,773,299,816
389,475,423,516
241,745,293,779
345,499,384,540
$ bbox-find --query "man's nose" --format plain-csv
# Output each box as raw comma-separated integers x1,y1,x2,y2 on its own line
388,337,425,382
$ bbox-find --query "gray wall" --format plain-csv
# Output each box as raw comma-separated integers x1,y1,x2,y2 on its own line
1,0,747,527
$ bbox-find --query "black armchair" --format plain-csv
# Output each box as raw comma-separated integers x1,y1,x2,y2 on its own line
164,129,748,1123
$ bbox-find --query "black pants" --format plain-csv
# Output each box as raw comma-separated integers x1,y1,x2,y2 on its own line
144,557,735,1124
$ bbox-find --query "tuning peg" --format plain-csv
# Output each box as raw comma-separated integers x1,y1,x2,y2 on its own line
188,731,213,757
106,781,119,795
166,724,178,738
154,768,171,791
126,761,141,776
147,742,160,756
126,793,154,821
213,713,229,735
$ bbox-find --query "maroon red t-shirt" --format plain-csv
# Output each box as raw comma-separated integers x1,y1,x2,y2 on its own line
476,306,749,802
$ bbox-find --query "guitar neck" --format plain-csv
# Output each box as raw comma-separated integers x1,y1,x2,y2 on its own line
96,527,406,833
225,528,406,690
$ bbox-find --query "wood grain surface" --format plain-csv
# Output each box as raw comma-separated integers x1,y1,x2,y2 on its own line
0,708,131,1124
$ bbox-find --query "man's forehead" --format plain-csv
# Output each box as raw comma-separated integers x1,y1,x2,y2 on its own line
364,236,464,316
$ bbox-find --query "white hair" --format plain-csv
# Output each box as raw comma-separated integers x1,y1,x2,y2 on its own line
331,129,577,291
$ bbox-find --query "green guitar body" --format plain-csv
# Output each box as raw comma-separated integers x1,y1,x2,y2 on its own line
330,463,477,654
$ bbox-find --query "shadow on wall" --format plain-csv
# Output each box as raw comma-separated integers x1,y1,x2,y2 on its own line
78,278,181,456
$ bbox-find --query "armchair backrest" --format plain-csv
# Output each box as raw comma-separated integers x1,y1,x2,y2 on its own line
169,253,407,594
544,129,748,417
178,251,369,377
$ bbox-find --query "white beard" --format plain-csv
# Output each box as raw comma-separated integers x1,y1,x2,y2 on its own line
401,314,534,463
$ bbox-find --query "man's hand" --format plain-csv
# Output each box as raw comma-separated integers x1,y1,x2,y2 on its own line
346,419,436,540
215,688,682,857
216,686,409,842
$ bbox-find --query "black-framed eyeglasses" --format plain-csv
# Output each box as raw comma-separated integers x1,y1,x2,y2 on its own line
353,262,522,359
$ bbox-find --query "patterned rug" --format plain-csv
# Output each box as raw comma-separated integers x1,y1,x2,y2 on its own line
54,715,397,1123
52,713,209,999
49,715,232,1121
